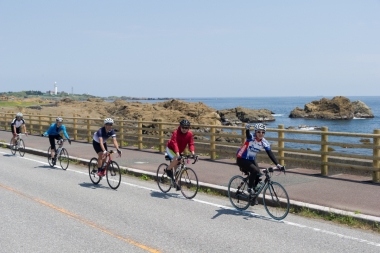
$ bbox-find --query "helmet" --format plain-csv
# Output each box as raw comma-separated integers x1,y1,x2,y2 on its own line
16,112,23,118
254,123,266,131
180,119,190,126
104,118,114,124
56,117,63,122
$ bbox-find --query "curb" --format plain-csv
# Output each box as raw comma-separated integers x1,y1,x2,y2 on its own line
2,143,380,225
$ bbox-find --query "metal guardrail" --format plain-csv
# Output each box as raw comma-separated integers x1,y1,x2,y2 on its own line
1,112,379,182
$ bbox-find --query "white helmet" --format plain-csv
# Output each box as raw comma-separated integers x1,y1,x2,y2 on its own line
254,123,266,131
56,117,63,122
104,118,114,124
16,112,23,118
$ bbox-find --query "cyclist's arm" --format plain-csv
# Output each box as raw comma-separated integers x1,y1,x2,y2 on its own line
61,125,70,139
112,137,119,150
188,131,195,154
169,131,180,155
265,149,279,166
99,137,106,152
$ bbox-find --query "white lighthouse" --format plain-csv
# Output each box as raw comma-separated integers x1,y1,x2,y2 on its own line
54,82,58,95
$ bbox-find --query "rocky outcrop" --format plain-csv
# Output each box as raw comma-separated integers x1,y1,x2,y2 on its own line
289,96,374,120
217,107,275,125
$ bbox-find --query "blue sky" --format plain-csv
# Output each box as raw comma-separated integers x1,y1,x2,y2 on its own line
1,1,379,97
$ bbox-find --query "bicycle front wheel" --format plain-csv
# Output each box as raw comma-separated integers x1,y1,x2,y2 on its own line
263,182,290,220
156,163,171,193
58,148,70,170
47,147,54,167
228,175,250,211
89,158,101,184
18,139,25,157
10,138,16,155
106,161,121,190
179,167,199,199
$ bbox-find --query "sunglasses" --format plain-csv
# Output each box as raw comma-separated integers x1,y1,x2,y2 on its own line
256,131,265,134
105,123,113,126
181,126,189,130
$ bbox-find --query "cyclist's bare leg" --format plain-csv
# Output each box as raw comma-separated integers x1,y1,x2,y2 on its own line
166,159,179,180
50,148,56,158
97,152,106,169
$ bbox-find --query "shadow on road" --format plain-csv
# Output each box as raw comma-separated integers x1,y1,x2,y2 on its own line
79,182,110,190
211,207,280,223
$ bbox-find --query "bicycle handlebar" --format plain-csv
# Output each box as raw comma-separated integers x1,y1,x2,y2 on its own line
263,166,286,175
178,154,199,164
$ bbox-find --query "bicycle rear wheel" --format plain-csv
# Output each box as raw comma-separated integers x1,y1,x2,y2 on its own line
10,138,16,155
156,163,171,193
263,182,290,220
17,139,25,157
228,175,250,211
47,147,54,167
58,148,70,170
89,158,101,184
179,167,199,199
106,161,121,190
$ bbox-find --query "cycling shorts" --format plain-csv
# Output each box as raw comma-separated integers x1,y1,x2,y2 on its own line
49,135,63,150
165,147,176,160
93,140,108,154
12,127,21,135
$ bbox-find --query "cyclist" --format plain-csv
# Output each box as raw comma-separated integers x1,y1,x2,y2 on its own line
92,118,122,177
236,123,283,195
42,117,71,164
165,119,195,190
11,112,28,147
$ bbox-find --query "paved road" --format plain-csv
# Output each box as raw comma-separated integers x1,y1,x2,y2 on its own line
1,151,379,252
1,130,379,221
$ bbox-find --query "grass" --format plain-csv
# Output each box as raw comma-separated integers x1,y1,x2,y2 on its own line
289,206,380,234
0,101,48,107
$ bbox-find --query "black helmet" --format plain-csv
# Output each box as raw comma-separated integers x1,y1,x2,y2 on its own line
180,119,191,126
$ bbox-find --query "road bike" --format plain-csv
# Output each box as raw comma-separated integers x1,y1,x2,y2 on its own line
227,166,290,220
156,154,199,199
88,150,121,190
47,139,70,170
10,133,26,157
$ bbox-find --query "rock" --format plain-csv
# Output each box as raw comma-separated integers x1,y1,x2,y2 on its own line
217,107,275,124
289,96,374,120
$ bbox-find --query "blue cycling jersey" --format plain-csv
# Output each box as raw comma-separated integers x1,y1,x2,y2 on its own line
236,133,271,160
44,123,70,139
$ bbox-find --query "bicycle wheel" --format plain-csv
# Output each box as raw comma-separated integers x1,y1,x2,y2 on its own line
47,147,54,167
10,138,16,155
179,167,199,199
58,148,70,170
89,158,101,184
18,139,25,157
156,163,171,193
263,182,290,220
228,175,250,211
106,161,121,190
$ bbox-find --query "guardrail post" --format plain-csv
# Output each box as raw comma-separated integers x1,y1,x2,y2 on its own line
49,114,53,124
241,123,246,144
87,116,91,143
5,112,9,131
29,114,33,134
210,121,216,160
138,117,143,149
119,120,124,148
278,124,285,165
73,114,78,141
38,114,43,135
159,119,164,152
321,126,329,176
373,129,380,183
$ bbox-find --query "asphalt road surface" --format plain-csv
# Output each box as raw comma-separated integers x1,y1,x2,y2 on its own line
1,148,379,253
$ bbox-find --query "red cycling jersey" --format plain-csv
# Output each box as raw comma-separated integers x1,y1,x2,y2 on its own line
167,126,195,154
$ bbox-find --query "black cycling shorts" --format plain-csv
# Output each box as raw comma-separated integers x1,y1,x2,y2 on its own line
93,140,107,154
49,135,63,150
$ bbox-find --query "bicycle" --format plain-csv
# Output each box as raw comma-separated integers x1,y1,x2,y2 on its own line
47,139,70,170
88,150,121,190
156,154,199,199
10,133,26,157
227,166,290,220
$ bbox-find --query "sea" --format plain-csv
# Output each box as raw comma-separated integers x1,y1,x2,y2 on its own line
126,96,380,155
